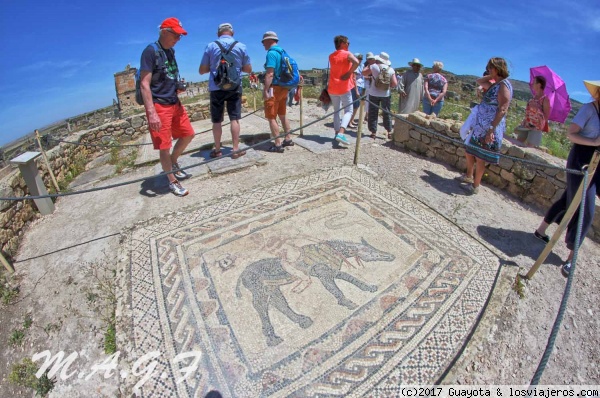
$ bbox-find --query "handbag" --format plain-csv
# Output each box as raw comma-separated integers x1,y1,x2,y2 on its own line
319,89,331,104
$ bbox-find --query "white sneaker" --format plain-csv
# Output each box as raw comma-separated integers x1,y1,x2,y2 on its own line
461,183,479,194
172,162,190,180
169,180,189,197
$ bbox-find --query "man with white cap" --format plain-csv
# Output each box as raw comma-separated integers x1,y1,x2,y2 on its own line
199,23,252,160
261,31,295,153
362,52,397,139
140,17,194,197
398,58,424,114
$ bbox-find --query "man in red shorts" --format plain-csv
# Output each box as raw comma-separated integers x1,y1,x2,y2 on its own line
140,17,194,196
261,31,294,153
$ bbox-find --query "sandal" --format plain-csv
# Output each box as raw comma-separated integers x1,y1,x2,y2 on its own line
268,145,285,153
210,149,222,158
387,133,392,139
231,150,246,159
348,122,358,129
282,139,295,147
370,133,377,139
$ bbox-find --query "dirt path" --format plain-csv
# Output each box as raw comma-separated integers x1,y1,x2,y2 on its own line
1,102,598,397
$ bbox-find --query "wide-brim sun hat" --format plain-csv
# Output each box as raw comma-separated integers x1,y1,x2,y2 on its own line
366,52,375,60
378,52,391,66
408,58,422,66
583,80,600,99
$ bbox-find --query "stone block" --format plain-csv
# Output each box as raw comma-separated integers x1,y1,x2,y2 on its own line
543,168,560,177
456,147,466,157
130,116,144,128
430,119,447,132
507,182,525,198
499,156,514,170
507,145,525,158
393,121,411,143
422,135,431,144
409,129,421,140
450,122,462,134
430,138,443,149
500,169,516,183
119,120,130,129
457,156,467,171
407,113,429,126
555,170,567,183
531,176,557,199
436,150,458,166
512,162,536,181
483,171,508,189
125,127,135,135
489,165,501,174
443,144,456,154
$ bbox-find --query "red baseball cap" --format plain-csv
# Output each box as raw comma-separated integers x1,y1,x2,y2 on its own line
160,17,187,35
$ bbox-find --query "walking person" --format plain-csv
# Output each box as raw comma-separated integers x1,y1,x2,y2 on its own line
139,17,194,197
327,35,360,146
458,57,513,194
534,80,600,276
261,31,295,153
199,23,252,159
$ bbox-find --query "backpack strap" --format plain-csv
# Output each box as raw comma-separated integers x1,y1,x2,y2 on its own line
214,40,238,55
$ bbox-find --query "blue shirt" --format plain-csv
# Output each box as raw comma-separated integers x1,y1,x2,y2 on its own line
200,35,251,92
264,45,283,80
573,102,600,140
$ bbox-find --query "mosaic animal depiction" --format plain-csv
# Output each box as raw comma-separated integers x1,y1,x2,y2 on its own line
235,238,395,346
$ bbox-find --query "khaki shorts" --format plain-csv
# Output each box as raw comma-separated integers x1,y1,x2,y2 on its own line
516,126,543,147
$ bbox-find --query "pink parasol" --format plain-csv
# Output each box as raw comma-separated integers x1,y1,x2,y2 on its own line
529,65,571,123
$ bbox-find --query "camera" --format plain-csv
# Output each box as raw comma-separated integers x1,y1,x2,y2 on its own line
176,80,187,91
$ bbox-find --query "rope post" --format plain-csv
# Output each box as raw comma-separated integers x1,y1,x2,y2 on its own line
0,251,14,273
353,98,366,165
35,130,60,193
525,151,600,279
299,87,304,136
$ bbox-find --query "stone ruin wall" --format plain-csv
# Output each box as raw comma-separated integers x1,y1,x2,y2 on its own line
391,111,600,242
0,100,211,261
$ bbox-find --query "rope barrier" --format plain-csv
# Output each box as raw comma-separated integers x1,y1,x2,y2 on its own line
0,97,359,202
364,98,584,176
45,107,265,148
528,165,589,387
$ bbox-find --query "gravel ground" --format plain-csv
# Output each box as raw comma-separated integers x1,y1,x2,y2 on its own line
1,102,598,397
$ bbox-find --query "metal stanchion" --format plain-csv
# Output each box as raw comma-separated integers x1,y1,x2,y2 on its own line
353,99,366,165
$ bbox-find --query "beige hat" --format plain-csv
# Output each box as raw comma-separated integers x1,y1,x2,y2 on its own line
583,80,600,99
261,31,279,42
366,52,375,60
408,58,422,66
378,52,391,66
218,23,233,32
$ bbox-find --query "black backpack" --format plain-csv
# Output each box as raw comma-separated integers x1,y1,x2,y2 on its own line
213,41,240,91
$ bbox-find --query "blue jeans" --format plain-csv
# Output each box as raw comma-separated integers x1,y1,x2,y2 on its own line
423,98,444,115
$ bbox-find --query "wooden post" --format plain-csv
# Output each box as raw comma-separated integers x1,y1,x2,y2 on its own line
525,151,600,279
353,99,366,165
299,87,304,136
0,251,14,273
35,130,60,193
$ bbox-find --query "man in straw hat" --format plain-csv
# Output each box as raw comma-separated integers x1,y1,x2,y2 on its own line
534,79,600,277
140,17,194,197
398,58,424,114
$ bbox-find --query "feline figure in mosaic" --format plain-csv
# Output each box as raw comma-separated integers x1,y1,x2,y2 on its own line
235,238,395,346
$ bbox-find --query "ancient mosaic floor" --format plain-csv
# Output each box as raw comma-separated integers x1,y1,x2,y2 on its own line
123,167,500,397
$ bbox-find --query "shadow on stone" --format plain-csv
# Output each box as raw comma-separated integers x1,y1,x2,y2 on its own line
477,225,564,265
139,174,171,197
420,170,468,196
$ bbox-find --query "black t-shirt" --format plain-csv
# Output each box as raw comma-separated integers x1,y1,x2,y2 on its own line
139,42,179,105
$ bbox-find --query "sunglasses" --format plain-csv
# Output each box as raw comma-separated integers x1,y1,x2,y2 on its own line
167,29,182,39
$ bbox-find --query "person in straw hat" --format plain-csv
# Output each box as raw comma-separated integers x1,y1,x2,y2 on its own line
534,80,600,277
398,58,424,114
362,52,397,139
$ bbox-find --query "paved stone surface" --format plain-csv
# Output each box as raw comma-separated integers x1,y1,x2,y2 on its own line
68,164,116,190
124,167,501,397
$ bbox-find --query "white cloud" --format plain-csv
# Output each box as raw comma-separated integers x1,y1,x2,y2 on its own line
20,60,92,72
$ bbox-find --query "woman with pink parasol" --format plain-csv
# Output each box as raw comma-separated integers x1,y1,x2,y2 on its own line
515,76,551,147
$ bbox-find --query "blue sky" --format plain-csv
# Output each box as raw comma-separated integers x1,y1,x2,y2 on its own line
1,0,599,147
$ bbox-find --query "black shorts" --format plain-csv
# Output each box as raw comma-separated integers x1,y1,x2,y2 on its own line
210,88,242,123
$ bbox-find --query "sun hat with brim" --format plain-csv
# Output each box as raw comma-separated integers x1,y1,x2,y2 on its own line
408,58,422,66
354,52,363,59
218,23,233,31
378,52,391,66
261,31,279,42
160,17,187,35
366,52,375,60
583,80,600,99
